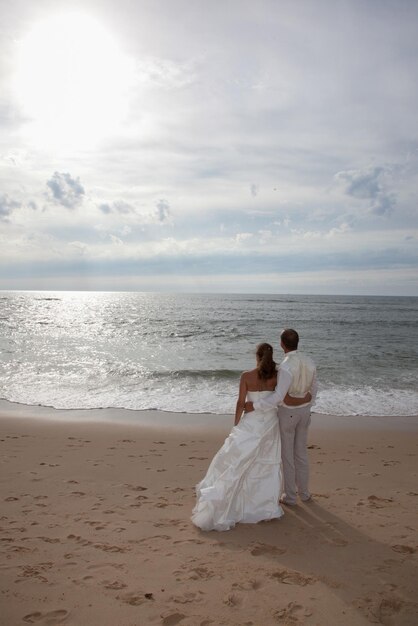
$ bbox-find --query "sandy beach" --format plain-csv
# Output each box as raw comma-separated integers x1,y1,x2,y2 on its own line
1,404,417,626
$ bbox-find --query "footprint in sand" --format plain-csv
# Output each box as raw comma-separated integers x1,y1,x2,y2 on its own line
72,575,95,586
22,609,69,624
391,544,416,554
67,534,92,547
161,612,186,625
169,591,202,604
356,592,408,624
275,602,311,624
84,520,107,528
232,579,262,591
153,519,185,528
378,597,402,623
223,592,242,606
87,562,125,571
93,542,129,553
129,494,148,508
103,580,127,590
271,569,315,586
135,535,171,548
155,502,169,508
188,566,214,580
367,495,394,508
118,591,154,606
250,543,287,557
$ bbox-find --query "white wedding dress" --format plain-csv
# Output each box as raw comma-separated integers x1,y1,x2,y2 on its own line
191,391,284,531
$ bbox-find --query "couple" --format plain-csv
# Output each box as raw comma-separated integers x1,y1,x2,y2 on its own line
191,329,317,532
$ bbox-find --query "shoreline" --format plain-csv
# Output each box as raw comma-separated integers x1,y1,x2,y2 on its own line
1,405,417,624
1,398,418,432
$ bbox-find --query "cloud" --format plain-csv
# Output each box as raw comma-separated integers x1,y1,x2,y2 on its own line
98,204,112,215
0,194,20,220
97,199,171,225
99,201,136,214
109,234,123,245
46,172,85,209
156,199,171,222
137,57,196,89
335,166,396,216
1,1,417,295
340,166,383,199
68,241,88,255
235,232,253,244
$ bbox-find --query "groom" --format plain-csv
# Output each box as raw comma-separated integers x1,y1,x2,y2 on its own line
245,328,317,505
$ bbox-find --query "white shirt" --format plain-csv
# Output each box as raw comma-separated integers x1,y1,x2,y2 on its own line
253,350,317,412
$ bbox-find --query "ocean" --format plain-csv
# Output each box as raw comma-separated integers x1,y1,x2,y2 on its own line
1,291,417,417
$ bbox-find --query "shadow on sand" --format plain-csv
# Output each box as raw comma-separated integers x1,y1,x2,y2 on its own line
209,499,418,625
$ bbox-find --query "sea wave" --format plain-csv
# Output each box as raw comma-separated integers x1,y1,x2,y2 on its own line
1,379,417,417
1,291,417,419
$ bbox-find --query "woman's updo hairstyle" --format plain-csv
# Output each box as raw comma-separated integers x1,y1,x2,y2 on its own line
256,343,277,380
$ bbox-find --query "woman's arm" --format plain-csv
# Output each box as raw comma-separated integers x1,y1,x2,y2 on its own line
234,374,248,426
283,391,312,406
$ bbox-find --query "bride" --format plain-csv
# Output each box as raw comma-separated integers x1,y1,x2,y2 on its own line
191,343,309,532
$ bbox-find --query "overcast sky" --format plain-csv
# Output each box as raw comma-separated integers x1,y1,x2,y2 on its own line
1,0,417,294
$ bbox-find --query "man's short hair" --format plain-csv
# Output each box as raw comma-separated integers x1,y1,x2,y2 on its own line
281,328,299,350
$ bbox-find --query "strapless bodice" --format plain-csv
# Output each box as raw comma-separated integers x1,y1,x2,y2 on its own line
247,390,275,401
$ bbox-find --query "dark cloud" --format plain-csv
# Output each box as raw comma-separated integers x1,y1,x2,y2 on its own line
0,194,20,220
46,172,85,209
156,199,170,222
336,166,396,216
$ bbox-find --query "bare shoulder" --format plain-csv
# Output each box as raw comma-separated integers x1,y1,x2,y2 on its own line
241,368,257,382
241,368,264,388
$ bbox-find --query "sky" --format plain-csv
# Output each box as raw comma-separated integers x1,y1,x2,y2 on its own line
1,0,417,295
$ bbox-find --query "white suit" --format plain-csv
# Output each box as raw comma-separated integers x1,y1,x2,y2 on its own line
253,350,317,504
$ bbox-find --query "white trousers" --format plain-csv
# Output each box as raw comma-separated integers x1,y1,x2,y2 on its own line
278,405,311,503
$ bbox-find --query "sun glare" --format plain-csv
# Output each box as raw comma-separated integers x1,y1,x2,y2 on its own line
14,12,135,149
